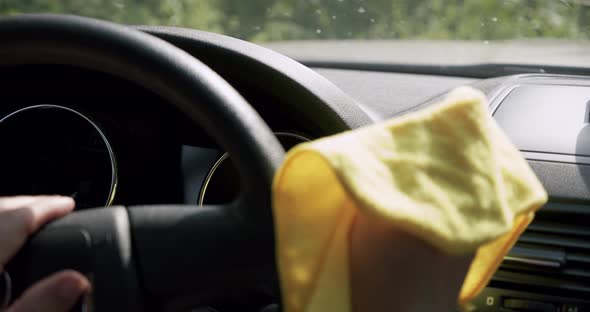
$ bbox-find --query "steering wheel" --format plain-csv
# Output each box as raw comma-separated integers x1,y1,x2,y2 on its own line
0,14,285,311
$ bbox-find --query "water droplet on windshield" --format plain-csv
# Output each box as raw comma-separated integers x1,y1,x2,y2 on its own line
483,40,490,45
316,9,322,15
114,1,125,9
491,17,498,22
370,18,375,23
357,7,366,14
480,22,485,27
332,15,337,20
316,29,322,34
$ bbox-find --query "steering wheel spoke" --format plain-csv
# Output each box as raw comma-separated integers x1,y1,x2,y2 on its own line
129,202,277,308
5,206,142,311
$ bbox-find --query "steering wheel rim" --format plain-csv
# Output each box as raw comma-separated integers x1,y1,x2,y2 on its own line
0,14,285,310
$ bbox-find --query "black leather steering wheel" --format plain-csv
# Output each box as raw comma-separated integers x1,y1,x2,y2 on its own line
0,14,285,311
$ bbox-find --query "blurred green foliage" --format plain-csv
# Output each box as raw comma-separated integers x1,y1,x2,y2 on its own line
1,0,589,42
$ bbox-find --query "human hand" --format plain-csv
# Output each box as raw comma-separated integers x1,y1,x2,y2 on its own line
0,196,90,311
350,211,474,312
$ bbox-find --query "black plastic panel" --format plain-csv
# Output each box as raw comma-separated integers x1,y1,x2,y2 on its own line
487,75,590,165
312,68,475,120
528,160,590,201
494,84,590,157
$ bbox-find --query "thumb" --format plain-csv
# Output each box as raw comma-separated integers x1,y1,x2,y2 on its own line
7,270,90,312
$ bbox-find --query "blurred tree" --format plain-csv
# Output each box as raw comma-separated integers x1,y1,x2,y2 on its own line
0,0,588,41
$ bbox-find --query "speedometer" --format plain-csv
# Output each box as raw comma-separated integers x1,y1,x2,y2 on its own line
0,105,117,209
198,132,309,206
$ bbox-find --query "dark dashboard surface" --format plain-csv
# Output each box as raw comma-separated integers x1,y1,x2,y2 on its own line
313,68,477,119
1,23,589,311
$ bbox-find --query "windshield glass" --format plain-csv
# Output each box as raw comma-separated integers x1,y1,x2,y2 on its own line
2,0,589,66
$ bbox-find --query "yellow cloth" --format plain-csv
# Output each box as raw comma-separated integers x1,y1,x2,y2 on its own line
272,86,548,312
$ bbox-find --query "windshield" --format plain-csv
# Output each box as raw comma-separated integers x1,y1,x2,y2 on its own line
2,0,589,66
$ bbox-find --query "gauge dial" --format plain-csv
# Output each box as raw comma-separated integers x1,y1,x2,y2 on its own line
0,105,117,209
198,132,309,206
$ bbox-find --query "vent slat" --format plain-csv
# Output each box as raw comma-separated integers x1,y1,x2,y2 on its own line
507,243,566,264
493,270,590,294
568,252,590,264
537,202,590,216
495,201,590,298
527,221,590,237
506,243,590,265
563,269,590,278
519,232,590,250
500,262,590,279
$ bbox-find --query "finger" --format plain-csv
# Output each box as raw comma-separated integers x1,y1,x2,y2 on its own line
0,196,74,212
350,212,473,312
6,270,90,312
0,196,40,211
0,196,75,269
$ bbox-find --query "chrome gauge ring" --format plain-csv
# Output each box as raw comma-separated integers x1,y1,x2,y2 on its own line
0,105,117,209
198,132,310,206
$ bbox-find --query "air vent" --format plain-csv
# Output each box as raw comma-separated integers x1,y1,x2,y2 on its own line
491,202,590,298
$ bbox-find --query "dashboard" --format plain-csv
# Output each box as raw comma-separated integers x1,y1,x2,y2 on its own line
1,24,589,311
319,70,590,311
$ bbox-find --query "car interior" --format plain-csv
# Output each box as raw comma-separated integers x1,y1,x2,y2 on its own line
0,11,588,312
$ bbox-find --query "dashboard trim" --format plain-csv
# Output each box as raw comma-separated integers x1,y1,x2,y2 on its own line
489,74,590,166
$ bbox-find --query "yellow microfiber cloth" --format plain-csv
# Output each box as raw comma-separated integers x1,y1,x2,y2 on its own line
272,86,548,312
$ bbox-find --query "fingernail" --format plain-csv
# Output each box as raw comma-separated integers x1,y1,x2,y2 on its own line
50,196,75,208
53,196,74,202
